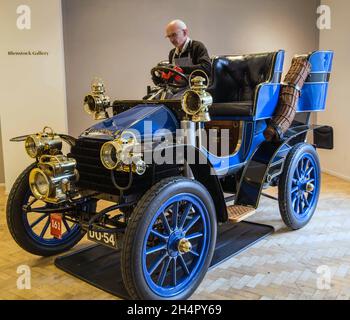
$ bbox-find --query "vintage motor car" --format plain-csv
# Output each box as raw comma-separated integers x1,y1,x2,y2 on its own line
7,50,334,300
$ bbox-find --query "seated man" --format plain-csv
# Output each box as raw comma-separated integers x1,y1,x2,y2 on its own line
146,20,211,100
166,19,211,78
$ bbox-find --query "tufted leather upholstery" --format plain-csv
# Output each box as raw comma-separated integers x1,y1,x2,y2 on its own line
207,52,277,117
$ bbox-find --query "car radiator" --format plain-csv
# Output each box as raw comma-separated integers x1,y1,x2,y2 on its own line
69,137,180,196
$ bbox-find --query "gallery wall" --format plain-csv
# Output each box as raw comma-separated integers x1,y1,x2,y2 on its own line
62,0,320,137
0,0,68,191
318,0,350,181
0,122,4,185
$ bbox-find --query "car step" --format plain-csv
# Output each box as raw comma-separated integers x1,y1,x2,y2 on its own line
227,205,256,223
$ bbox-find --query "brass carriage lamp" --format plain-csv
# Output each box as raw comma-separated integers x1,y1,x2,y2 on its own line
83,77,110,120
181,74,212,122
24,126,62,158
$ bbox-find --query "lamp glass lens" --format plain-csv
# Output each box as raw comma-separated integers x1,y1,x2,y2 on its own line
25,137,38,158
185,92,201,113
101,143,118,169
34,172,49,196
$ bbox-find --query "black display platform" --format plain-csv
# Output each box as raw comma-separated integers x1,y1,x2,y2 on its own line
55,221,273,299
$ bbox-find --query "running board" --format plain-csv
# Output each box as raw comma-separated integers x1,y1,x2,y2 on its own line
227,205,256,223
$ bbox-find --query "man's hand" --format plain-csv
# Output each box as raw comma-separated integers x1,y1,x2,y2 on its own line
161,66,184,82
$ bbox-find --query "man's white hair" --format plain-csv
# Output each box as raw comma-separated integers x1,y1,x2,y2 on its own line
169,19,187,30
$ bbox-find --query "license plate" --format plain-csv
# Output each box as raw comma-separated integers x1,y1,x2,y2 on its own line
87,230,118,249
50,213,62,239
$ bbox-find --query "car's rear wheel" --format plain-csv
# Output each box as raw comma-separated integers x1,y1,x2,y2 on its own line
121,177,217,300
278,143,321,230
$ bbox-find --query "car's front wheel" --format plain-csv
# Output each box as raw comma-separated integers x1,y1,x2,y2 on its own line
121,177,217,300
6,163,95,256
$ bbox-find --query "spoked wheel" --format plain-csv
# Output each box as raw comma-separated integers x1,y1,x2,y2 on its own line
278,143,321,230
121,177,217,300
6,164,95,256
23,194,81,245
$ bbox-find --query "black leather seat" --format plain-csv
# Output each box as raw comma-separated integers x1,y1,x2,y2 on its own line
207,52,277,117
210,101,253,117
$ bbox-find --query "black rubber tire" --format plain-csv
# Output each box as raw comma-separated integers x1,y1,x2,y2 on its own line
278,143,321,230
6,163,95,257
121,177,217,300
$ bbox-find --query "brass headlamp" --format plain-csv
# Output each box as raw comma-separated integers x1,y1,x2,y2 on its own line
181,73,212,122
25,127,62,159
100,131,146,175
83,78,110,120
29,154,79,203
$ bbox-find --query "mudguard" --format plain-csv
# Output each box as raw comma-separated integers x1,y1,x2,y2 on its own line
235,124,333,209
158,144,228,222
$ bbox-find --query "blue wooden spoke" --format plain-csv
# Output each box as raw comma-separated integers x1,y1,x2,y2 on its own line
148,253,167,275
150,229,169,241
178,202,192,229
39,217,50,238
62,217,71,233
146,243,167,255
160,212,172,235
294,196,300,213
186,232,203,240
299,158,305,176
183,215,201,234
27,197,38,207
157,256,172,286
172,257,177,286
30,213,49,228
302,193,310,207
305,166,314,177
178,254,190,275
189,250,200,257
302,158,309,176
292,194,298,208
304,159,310,173
299,195,303,213
171,202,179,230
28,205,49,212
291,186,299,194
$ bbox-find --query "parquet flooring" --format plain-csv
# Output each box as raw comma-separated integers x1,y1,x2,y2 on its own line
0,173,349,300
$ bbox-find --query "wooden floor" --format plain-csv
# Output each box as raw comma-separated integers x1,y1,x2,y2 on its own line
0,173,350,300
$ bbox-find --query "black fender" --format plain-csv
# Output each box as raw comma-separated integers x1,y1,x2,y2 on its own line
156,144,228,222
235,124,333,209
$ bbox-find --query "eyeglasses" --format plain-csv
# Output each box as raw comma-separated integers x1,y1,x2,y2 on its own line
165,30,183,39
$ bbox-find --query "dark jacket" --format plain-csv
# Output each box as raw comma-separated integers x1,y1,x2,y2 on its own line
168,40,211,78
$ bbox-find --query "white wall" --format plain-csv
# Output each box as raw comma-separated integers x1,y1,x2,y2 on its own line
318,0,350,181
0,121,5,184
0,0,68,192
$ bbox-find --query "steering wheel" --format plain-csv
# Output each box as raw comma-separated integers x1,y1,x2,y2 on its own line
151,65,189,88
